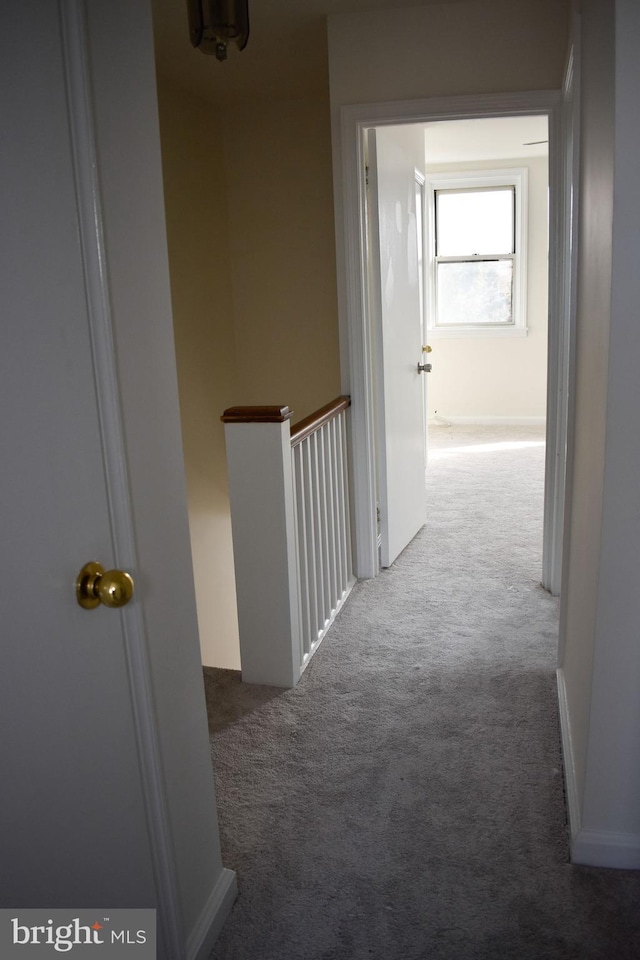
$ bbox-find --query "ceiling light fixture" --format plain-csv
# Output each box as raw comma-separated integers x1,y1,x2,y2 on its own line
187,0,249,62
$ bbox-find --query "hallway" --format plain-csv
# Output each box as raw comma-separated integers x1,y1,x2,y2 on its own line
205,426,640,960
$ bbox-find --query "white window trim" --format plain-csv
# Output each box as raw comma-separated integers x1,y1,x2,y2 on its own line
425,167,528,339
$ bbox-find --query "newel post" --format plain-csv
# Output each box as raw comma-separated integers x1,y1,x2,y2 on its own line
221,405,301,687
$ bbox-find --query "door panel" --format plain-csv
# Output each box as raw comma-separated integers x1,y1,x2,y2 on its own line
368,126,427,567
0,0,155,906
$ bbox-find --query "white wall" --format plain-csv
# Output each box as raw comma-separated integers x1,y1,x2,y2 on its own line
579,0,640,860
583,0,640,845
425,157,548,422
558,0,612,838
559,0,640,867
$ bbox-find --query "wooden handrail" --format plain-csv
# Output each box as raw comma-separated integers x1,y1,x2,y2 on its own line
221,405,293,424
290,396,351,447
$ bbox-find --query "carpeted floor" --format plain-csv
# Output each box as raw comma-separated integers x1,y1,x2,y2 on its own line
206,425,640,960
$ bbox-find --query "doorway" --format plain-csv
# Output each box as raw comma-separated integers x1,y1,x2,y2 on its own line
367,115,550,574
335,91,568,597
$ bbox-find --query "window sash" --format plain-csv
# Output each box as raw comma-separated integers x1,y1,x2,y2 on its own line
435,257,515,327
434,186,515,258
425,168,528,338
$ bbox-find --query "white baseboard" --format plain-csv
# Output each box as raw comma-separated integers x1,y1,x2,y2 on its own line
571,830,640,870
187,867,238,960
557,669,640,869
429,416,546,426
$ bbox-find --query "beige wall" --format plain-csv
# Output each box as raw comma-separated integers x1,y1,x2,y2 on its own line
222,97,341,423
426,156,548,422
328,0,569,389
328,1,569,107
157,77,241,669
156,78,342,668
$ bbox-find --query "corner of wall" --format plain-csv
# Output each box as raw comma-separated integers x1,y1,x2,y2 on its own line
156,75,241,669
556,667,582,843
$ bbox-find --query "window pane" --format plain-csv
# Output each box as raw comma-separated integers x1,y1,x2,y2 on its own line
437,260,513,325
436,188,514,256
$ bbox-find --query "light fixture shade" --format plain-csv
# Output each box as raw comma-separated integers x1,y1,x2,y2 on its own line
187,0,250,60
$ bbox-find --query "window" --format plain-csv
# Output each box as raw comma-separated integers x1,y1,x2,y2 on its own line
426,169,528,338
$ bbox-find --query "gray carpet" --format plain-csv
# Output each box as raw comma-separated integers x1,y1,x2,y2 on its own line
206,425,640,960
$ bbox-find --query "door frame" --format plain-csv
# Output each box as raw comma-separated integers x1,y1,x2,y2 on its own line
336,90,566,591
366,126,429,568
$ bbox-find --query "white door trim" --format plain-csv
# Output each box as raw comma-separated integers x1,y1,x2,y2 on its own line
557,32,581,651
337,90,565,590
61,3,185,955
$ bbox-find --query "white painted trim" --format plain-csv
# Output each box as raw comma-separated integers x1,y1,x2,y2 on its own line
365,128,388,572
429,416,546,426
571,831,640,870
542,31,581,599
187,869,238,960
340,110,379,578
556,668,582,844
336,90,565,589
541,98,566,595
558,24,582,656
60,4,186,955
341,90,559,129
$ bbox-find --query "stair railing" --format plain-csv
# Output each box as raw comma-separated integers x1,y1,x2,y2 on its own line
221,396,354,687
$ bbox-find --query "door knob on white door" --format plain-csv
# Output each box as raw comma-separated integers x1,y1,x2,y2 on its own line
417,361,432,373
76,561,134,610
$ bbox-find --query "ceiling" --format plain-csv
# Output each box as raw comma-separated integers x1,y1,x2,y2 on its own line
151,0,486,106
422,116,549,164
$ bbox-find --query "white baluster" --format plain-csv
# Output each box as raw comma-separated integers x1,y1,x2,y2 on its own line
293,443,311,658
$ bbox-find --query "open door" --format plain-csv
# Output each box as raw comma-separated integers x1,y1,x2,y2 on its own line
0,2,234,954
367,125,428,567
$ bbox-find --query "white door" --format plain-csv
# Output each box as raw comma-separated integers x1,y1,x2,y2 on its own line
368,126,428,567
0,1,233,954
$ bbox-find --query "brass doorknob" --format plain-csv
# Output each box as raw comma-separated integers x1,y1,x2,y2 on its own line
76,561,135,610
422,344,433,353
